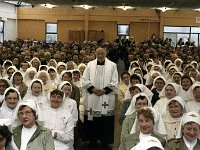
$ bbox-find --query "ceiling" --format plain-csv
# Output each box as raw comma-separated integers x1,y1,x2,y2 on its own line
2,0,200,9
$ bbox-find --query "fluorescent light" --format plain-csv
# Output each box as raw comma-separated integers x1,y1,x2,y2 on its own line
156,7,172,12
41,3,56,8
116,6,133,11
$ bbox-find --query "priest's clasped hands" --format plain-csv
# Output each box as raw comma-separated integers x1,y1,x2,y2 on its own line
92,88,106,96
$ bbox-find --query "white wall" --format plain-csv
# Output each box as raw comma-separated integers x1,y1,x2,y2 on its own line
0,1,17,40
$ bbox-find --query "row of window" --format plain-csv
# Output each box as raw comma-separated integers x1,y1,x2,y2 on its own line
1,22,200,45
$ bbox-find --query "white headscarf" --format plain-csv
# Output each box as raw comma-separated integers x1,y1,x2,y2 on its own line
48,59,57,68
12,99,44,127
131,136,164,150
151,75,166,90
25,79,45,97
125,93,152,116
23,67,37,85
176,111,200,138
159,83,184,98
185,82,200,102
10,71,24,84
124,83,152,101
130,107,167,135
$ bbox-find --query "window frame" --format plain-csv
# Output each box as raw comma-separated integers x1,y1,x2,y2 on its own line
45,23,57,43
0,21,4,43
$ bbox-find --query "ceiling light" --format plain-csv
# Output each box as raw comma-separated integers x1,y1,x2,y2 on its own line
41,3,55,8
116,6,133,11
156,7,172,12
194,8,200,12
80,5,93,9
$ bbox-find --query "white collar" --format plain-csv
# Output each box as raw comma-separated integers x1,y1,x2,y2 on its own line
183,136,197,150
139,132,151,140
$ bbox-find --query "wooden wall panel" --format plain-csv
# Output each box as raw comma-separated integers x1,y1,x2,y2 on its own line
89,21,117,42
18,19,45,40
57,20,84,42
130,22,160,42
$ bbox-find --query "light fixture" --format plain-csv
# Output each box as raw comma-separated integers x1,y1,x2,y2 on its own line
116,6,133,11
194,8,200,12
41,3,55,8
156,7,172,12
80,5,93,9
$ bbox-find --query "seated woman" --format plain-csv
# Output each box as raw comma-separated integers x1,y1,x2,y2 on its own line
154,83,183,118
0,87,21,120
151,76,166,106
10,71,28,99
121,93,151,136
164,96,185,140
119,107,166,150
185,82,200,113
165,111,200,150
43,89,74,150
119,84,153,125
23,79,48,110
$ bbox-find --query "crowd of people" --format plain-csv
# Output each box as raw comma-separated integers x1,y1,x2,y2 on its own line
0,35,199,150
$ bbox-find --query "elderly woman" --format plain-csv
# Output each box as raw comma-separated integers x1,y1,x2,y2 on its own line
23,79,48,110
0,87,21,120
23,67,37,87
12,99,55,150
35,70,55,95
121,93,152,136
43,89,74,150
119,107,166,150
164,96,185,140
154,83,183,118
10,71,28,99
165,111,200,150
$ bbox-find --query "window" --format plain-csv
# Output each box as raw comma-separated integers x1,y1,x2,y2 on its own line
164,26,200,46
117,24,130,36
46,23,57,43
0,21,4,43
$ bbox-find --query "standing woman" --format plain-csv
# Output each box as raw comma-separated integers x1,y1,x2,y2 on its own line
10,71,28,99
165,111,200,150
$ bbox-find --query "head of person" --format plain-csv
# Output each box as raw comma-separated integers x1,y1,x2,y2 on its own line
6,67,15,80
4,88,20,110
0,125,12,148
57,64,66,74
30,79,43,97
164,83,177,99
137,107,155,134
48,67,57,80
130,74,142,85
39,65,48,71
153,76,166,91
129,86,142,97
72,70,80,82
61,71,72,83
0,79,9,95
95,47,107,62
48,59,57,68
78,63,86,75
189,70,198,80
192,85,200,102
180,112,200,141
168,96,184,118
67,61,75,70
181,76,193,91
30,57,40,70
58,81,72,97
50,89,64,109
18,100,38,128
26,67,37,80
172,72,182,84
135,95,149,110
11,71,23,86
121,72,130,85
21,61,30,72
37,71,49,85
